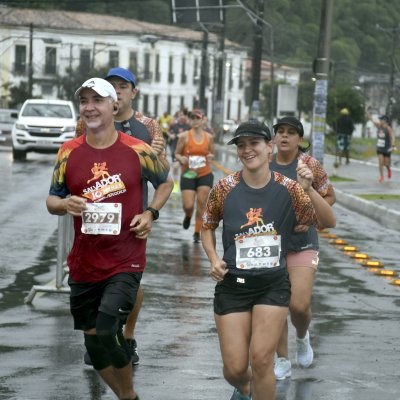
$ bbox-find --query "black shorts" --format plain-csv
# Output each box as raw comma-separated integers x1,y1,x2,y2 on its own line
377,149,391,158
180,172,214,191
214,269,291,316
69,272,142,331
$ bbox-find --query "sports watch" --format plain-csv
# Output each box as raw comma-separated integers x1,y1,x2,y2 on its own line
146,207,159,221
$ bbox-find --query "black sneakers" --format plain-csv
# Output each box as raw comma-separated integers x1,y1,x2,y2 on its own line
182,216,191,229
193,232,201,243
128,338,139,365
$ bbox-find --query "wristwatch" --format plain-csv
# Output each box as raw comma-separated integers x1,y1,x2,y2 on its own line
146,207,159,221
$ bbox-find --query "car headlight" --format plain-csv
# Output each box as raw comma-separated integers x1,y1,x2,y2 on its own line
62,125,76,133
15,123,27,130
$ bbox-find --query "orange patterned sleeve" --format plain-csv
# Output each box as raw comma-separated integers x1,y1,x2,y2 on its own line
300,154,333,198
274,171,317,227
202,172,241,230
75,118,86,138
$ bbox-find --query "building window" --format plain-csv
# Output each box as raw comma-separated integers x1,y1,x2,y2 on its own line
109,50,119,68
143,53,152,81
227,99,231,119
181,56,187,84
238,100,242,120
143,94,149,115
168,55,174,83
79,49,91,73
167,95,172,114
45,47,57,75
180,96,185,110
155,54,160,82
239,63,244,89
154,95,159,117
42,83,53,95
129,51,138,72
14,45,26,74
228,60,233,90
193,57,198,83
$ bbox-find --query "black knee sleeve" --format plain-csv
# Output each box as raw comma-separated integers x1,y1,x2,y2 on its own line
96,312,131,369
84,334,111,370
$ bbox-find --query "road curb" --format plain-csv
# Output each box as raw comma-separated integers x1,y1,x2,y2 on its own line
334,188,400,231
216,144,399,232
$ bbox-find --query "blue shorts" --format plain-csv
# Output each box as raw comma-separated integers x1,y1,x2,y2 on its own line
337,134,352,151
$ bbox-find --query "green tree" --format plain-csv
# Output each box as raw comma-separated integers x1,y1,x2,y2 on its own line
327,85,365,128
297,72,315,117
58,65,110,102
6,81,40,109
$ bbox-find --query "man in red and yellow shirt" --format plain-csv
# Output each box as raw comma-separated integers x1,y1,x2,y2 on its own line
46,77,173,400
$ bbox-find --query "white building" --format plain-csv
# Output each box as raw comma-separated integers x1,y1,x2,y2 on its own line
0,6,248,124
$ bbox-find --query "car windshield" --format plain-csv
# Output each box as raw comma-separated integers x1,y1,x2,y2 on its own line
22,104,73,118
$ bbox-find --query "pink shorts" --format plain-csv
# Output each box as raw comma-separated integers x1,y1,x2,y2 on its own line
286,250,319,270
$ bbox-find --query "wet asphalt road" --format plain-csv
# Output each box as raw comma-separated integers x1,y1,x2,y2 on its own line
0,148,399,400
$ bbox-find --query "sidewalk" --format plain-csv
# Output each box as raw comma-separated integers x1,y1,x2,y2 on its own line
216,144,400,231
322,154,400,231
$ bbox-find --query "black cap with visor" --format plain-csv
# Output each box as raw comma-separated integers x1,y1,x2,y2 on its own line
227,120,271,145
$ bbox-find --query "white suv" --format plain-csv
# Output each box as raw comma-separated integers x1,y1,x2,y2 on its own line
11,99,77,161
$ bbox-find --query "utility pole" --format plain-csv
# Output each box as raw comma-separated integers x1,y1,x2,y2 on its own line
311,0,333,165
28,23,33,97
199,26,209,112
249,0,263,119
215,25,225,142
376,24,400,119
268,27,274,125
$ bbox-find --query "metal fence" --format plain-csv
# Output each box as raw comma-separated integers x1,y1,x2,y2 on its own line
24,214,74,304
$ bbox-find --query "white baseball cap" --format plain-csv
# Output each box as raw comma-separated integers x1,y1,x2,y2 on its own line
75,77,117,101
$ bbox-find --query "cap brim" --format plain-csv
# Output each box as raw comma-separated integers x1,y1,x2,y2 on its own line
273,122,303,136
75,86,113,99
227,132,266,145
105,73,135,87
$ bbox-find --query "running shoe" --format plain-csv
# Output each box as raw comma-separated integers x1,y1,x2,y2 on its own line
274,357,292,380
296,330,314,368
230,388,252,400
173,181,180,193
127,338,139,365
83,351,92,366
387,168,392,179
182,216,191,229
379,175,384,183
193,232,201,243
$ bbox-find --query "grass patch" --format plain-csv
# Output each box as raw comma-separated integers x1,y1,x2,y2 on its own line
325,134,378,160
329,175,356,182
358,194,400,201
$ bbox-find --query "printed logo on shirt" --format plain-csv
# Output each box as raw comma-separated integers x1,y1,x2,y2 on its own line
82,161,126,201
235,207,276,238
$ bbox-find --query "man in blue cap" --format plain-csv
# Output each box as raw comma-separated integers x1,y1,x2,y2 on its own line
105,67,166,157
82,67,169,368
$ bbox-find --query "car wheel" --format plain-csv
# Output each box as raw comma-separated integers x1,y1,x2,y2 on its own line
12,148,27,161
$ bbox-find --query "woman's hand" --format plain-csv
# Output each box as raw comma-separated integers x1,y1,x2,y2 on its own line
209,259,228,282
296,160,313,193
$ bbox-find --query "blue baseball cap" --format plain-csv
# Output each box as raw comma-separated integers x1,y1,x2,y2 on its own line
105,67,137,87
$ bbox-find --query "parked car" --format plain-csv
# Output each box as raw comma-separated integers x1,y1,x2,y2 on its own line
222,119,238,135
11,99,77,161
0,108,19,135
